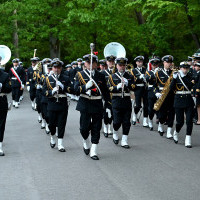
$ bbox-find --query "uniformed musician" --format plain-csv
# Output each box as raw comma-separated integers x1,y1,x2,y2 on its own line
131,56,148,127
145,57,160,130
171,62,194,147
155,55,175,138
9,58,25,108
108,57,135,148
74,54,111,160
101,55,116,137
27,57,40,110
43,59,73,152
0,67,11,156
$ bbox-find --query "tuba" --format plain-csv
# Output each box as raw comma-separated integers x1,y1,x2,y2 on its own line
0,45,11,67
104,42,126,73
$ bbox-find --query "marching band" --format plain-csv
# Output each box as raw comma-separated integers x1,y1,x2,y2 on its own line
0,43,200,159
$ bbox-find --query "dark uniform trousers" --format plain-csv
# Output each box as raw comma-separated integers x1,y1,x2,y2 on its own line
0,69,11,142
43,73,73,139
80,112,103,144
27,67,36,101
11,87,21,102
158,94,175,127
131,68,148,117
108,71,135,135
145,70,158,120
48,109,68,138
170,72,195,135
75,69,111,144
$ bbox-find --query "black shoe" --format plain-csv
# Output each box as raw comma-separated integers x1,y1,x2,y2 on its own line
46,130,50,135
113,138,119,145
149,127,153,131
38,120,42,123
50,142,56,148
104,132,108,138
159,131,164,136
132,121,136,125
121,145,130,149
0,152,5,156
83,148,90,155
90,155,99,160
143,125,148,128
186,145,192,148
41,126,45,129
173,139,178,144
58,148,66,152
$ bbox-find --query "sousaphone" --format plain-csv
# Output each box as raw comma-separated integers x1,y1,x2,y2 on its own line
0,45,11,66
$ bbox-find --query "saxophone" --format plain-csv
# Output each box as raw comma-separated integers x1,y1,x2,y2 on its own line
153,67,178,111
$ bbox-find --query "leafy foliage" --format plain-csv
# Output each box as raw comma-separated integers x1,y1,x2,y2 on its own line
0,0,199,68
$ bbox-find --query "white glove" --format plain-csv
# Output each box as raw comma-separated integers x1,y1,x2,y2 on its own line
52,87,59,95
154,67,159,73
123,78,128,86
86,90,91,96
117,83,123,90
156,92,162,99
139,74,144,79
21,84,24,89
27,86,30,92
106,108,112,118
0,83,2,89
36,84,42,89
49,71,54,76
86,80,93,90
57,81,64,90
173,73,178,79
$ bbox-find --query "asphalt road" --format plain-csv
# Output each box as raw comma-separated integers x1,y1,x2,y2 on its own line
0,91,200,200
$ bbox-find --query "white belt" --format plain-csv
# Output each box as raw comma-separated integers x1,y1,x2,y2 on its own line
148,85,153,88
29,79,32,81
12,77,17,80
53,94,67,98
176,91,191,95
80,94,102,100
112,93,130,97
159,87,164,90
0,93,7,97
136,84,144,87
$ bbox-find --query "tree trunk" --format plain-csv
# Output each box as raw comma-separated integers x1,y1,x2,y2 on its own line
135,10,145,25
49,34,60,59
13,9,19,58
184,2,200,48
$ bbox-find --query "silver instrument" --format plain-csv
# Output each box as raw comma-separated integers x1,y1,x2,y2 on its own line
104,42,126,58
0,45,11,66
104,42,126,97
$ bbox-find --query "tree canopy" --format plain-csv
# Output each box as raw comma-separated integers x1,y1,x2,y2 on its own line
0,0,199,68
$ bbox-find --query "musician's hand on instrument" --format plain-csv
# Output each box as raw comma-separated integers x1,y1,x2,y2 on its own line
106,108,112,118
156,92,162,99
27,86,30,92
139,74,144,79
52,87,59,95
57,81,64,90
123,78,128,86
173,73,178,79
36,84,42,89
86,80,93,90
49,71,54,76
117,83,123,90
